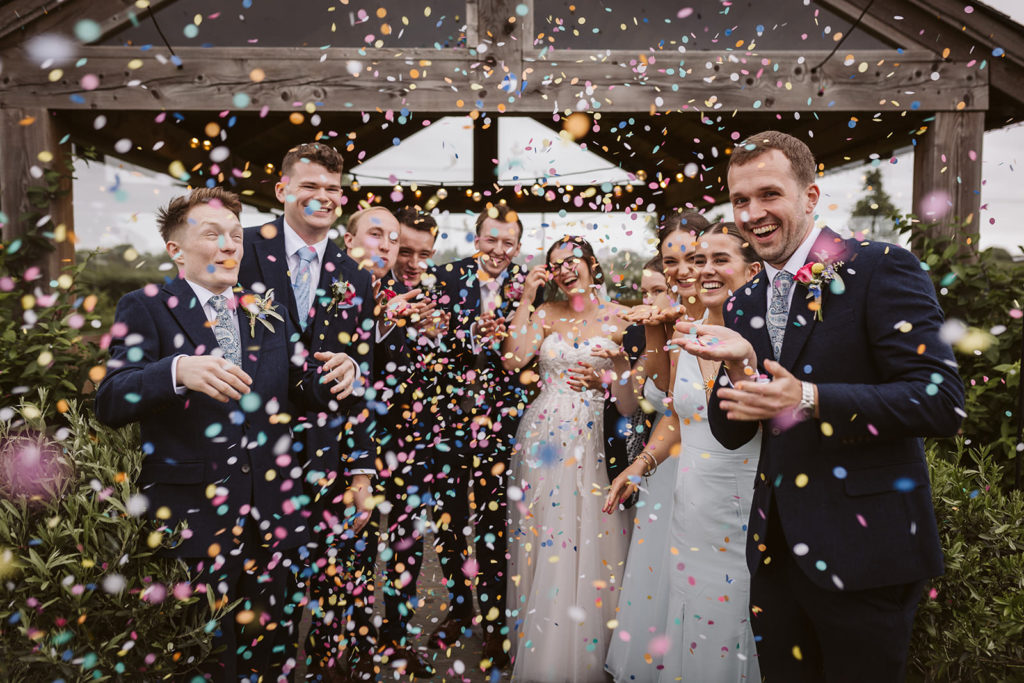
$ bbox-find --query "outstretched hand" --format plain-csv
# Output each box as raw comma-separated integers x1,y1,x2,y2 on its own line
716,359,808,422
671,320,759,384
602,459,648,513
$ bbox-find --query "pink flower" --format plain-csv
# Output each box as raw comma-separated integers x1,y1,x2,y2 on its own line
794,263,815,284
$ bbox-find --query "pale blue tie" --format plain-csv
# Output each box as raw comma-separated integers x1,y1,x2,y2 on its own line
292,246,317,330
767,270,794,360
208,294,241,366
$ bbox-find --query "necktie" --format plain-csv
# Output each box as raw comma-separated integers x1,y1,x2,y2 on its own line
208,294,242,366
482,278,502,314
767,270,794,360
292,246,317,330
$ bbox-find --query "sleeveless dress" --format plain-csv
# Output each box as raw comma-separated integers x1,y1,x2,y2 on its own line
509,334,633,683
659,351,762,681
605,379,676,682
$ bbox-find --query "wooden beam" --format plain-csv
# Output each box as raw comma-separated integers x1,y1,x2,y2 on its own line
911,110,983,257
0,46,987,114
0,0,178,48
473,113,499,189
0,107,75,278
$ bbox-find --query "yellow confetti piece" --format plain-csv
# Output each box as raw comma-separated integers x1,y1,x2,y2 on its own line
820,422,834,437
795,473,809,488
155,506,171,520
126,59,143,70
792,645,803,661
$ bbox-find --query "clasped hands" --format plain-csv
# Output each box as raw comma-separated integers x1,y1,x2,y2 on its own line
382,287,450,339
176,350,361,402
670,320,808,422
565,345,629,393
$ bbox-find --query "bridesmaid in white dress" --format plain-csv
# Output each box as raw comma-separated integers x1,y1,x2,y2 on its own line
605,223,764,682
502,236,634,682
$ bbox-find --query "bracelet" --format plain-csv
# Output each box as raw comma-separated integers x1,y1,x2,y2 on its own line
638,451,658,477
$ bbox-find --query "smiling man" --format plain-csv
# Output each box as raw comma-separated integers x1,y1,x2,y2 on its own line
678,131,964,682
238,143,377,682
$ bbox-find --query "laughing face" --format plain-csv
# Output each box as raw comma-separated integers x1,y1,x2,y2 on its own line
275,161,343,240
694,232,761,313
727,149,819,269
474,217,521,278
547,244,593,297
659,228,699,304
166,202,243,293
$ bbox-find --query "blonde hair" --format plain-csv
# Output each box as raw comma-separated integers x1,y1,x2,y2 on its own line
345,206,396,236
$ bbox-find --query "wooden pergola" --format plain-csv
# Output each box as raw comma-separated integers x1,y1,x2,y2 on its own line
2,0,1023,279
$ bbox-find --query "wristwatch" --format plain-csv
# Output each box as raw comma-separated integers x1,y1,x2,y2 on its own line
796,381,816,420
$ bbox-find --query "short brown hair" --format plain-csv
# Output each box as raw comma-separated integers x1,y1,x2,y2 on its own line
728,130,816,188
346,206,396,236
281,142,344,179
474,203,523,242
157,187,242,242
395,205,439,239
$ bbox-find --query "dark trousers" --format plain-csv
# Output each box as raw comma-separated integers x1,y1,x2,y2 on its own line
750,501,925,682
432,412,513,635
183,528,301,681
299,476,380,671
379,438,437,645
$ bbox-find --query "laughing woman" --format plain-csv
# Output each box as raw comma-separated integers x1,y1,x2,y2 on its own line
606,223,763,682
502,236,634,682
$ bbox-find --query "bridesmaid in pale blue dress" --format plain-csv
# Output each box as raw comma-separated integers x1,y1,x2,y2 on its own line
606,223,764,682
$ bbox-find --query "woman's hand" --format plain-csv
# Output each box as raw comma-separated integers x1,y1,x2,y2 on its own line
566,361,610,393
522,264,550,300
603,458,648,513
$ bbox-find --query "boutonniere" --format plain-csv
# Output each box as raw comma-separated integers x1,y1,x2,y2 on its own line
326,278,357,313
240,289,285,335
794,253,846,321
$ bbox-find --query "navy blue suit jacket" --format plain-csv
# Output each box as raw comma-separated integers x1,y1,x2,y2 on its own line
94,277,333,557
433,256,535,431
239,217,375,477
709,228,964,592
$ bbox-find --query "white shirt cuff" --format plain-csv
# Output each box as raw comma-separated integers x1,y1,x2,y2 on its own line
170,355,188,395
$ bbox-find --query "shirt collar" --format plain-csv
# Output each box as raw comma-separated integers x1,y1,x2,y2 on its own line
475,257,509,285
282,218,329,263
184,279,235,309
764,225,822,281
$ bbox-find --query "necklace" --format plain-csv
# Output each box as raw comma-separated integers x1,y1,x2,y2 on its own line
697,357,723,399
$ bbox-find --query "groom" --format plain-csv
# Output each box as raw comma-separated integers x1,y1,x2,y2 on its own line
428,204,534,670
681,131,964,681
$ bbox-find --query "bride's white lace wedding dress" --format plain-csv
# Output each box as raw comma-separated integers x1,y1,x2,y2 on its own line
508,334,632,682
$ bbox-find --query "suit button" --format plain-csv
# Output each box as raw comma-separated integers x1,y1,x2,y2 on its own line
241,464,251,474
771,427,781,436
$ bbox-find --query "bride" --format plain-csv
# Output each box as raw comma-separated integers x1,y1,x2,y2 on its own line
502,235,634,682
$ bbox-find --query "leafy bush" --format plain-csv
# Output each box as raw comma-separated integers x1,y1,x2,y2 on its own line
0,395,228,681
898,218,1023,484
911,440,1024,682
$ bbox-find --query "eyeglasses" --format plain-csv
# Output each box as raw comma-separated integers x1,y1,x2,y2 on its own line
548,256,583,271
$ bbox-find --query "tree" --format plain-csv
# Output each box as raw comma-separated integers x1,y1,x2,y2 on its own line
850,168,901,244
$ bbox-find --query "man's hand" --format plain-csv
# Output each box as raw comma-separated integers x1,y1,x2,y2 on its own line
716,359,809,422
344,473,375,533
475,311,508,348
384,288,424,322
313,351,357,399
672,320,758,384
416,309,450,339
176,356,253,402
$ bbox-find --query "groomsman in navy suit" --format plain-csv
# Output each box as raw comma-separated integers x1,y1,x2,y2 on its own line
95,187,360,681
680,131,964,682
238,143,376,682
428,204,534,671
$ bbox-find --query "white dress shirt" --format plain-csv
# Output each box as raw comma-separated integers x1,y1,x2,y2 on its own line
762,226,822,310
283,219,330,292
170,280,239,393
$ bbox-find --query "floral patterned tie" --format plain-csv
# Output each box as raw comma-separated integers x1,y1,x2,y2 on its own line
767,270,794,360
208,294,241,366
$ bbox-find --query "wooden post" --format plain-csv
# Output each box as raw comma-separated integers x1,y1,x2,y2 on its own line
0,107,75,280
473,114,500,196
911,111,984,259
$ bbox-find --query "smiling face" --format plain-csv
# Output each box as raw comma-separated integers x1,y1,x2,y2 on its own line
728,149,819,269
474,218,521,277
344,209,399,280
547,244,594,296
395,224,436,287
693,232,762,313
275,161,343,241
659,228,698,304
166,202,243,293
640,269,668,305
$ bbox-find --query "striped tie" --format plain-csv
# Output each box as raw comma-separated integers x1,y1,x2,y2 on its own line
292,246,317,330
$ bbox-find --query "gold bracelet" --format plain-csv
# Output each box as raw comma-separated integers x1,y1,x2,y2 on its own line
638,451,658,477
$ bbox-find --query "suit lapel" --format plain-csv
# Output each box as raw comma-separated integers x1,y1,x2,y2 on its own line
252,220,301,330
460,258,482,319
163,277,220,355
737,273,773,367
778,227,848,368
308,240,346,331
